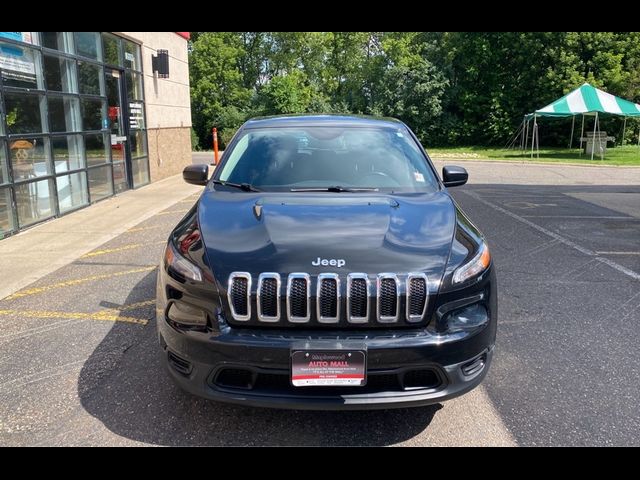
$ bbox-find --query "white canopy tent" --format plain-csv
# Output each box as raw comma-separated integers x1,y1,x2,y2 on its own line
514,83,640,160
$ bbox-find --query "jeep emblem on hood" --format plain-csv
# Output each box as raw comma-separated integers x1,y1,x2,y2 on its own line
312,257,346,268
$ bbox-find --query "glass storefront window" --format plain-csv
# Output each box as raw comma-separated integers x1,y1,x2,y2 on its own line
15,178,54,227
129,129,148,158
57,172,88,213
126,71,144,101
132,157,150,187
9,137,51,181
0,186,15,237
41,32,73,53
0,141,8,184
113,161,128,193
88,165,113,201
52,135,84,172
123,40,141,71
78,61,104,95
80,98,106,131
102,34,122,67
48,96,81,133
4,92,46,135
0,92,4,137
74,32,101,61
84,133,110,166
43,54,77,93
1,32,149,236
0,41,44,89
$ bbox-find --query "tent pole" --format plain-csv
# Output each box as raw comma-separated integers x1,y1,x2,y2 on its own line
591,112,598,161
622,117,627,146
520,116,526,151
524,118,529,152
598,113,604,160
531,115,537,159
579,114,585,156
569,115,575,148
536,120,540,159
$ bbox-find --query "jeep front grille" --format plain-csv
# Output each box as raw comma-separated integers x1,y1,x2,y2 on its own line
226,272,429,326
407,273,428,322
317,273,340,323
228,272,251,321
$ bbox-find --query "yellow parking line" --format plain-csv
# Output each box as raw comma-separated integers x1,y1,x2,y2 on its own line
155,209,189,216
5,266,157,300
102,299,156,312
0,309,148,325
81,241,166,258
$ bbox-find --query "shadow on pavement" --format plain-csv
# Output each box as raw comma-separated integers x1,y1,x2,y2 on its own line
78,271,440,446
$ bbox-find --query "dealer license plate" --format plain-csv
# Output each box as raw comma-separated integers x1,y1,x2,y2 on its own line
291,350,366,387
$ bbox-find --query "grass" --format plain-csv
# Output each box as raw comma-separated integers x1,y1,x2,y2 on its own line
427,145,640,166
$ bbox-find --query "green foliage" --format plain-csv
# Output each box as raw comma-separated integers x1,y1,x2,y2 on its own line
189,32,640,149
257,70,315,114
190,127,200,152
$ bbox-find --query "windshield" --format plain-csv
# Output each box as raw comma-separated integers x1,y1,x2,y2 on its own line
217,126,439,193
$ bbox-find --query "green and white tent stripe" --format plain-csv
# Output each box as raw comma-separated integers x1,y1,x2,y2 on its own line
530,83,640,117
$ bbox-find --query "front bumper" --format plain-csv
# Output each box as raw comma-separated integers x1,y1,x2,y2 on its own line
158,319,495,410
156,260,497,410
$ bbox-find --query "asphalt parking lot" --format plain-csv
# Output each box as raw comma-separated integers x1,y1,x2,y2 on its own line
0,159,638,446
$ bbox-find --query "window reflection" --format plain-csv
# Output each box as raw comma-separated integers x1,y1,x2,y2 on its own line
48,96,81,133
43,54,77,92
0,141,8,185
88,165,113,201
102,34,121,66
84,133,110,166
78,61,104,95
57,172,88,213
9,137,51,181
132,157,150,187
81,98,106,131
74,32,101,60
4,93,46,135
52,135,84,172
15,178,54,226
0,187,15,236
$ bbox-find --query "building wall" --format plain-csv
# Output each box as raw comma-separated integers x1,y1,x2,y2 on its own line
116,32,191,181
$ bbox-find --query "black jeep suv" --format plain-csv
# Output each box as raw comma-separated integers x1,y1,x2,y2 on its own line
157,115,497,409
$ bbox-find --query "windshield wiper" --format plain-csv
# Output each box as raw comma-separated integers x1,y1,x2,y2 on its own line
212,179,261,192
290,186,379,192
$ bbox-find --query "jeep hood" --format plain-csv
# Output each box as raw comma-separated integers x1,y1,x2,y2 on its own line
197,189,457,287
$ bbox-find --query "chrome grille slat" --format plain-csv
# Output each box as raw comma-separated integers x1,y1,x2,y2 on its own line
287,273,310,323
257,273,281,322
317,273,340,323
377,273,400,323
406,273,428,323
228,272,251,321
347,273,370,323
227,271,426,325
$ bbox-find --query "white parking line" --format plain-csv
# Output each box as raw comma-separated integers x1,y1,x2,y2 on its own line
463,191,640,282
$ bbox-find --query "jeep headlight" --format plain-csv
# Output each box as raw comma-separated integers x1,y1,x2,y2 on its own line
452,243,491,284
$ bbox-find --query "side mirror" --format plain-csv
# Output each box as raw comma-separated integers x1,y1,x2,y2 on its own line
442,165,468,187
183,164,209,186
